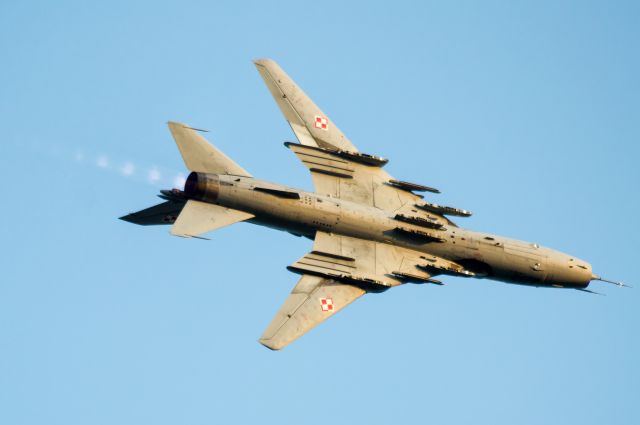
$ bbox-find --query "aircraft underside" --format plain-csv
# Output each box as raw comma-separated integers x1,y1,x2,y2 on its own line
120,59,620,350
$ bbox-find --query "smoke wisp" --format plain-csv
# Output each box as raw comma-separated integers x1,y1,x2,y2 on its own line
74,150,187,189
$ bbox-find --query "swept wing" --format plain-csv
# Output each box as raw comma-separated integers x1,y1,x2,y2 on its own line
254,59,431,214
260,231,440,350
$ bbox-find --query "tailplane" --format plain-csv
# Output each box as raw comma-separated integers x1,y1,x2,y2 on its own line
170,200,254,239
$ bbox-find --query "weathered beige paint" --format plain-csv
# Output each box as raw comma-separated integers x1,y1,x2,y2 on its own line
121,59,597,350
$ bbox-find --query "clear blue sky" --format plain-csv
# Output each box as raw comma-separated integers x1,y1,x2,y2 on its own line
1,1,639,424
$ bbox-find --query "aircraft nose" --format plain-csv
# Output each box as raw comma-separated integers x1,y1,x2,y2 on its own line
547,255,593,288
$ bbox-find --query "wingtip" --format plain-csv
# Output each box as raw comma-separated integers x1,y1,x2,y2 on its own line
118,213,141,224
258,338,282,351
253,58,281,71
253,57,272,65
168,121,208,132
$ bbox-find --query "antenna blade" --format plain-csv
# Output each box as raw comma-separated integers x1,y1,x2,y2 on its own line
576,288,606,296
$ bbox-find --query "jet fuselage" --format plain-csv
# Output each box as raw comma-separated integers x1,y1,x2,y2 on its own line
184,172,593,289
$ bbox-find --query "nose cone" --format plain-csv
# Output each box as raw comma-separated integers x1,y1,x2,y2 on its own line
548,254,593,288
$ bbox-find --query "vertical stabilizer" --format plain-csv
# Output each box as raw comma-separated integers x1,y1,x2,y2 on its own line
168,121,252,176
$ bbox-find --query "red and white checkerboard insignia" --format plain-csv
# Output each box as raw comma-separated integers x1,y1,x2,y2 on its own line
320,297,334,312
314,115,329,131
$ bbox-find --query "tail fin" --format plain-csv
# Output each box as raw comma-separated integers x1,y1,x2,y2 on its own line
168,121,252,177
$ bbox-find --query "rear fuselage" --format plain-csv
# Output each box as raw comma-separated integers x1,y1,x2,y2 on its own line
186,173,592,289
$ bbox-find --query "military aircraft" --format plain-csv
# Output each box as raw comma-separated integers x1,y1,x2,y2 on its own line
121,59,624,350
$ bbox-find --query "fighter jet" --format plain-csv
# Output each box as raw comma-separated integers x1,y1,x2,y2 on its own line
121,59,624,350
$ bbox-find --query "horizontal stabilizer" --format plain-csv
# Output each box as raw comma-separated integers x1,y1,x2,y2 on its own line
168,121,252,176
119,201,186,226
170,200,254,238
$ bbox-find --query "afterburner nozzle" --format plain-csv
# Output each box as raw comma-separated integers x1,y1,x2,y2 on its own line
184,172,220,203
